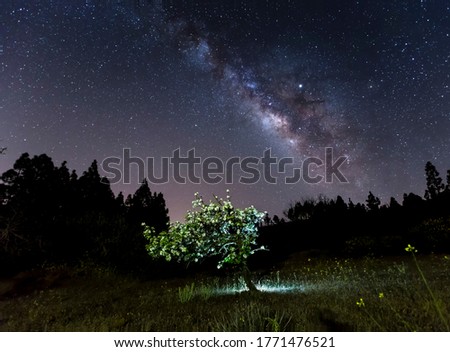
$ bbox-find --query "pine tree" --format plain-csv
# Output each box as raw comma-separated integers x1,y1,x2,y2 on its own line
446,169,450,191
0,153,75,262
78,160,115,209
389,197,401,209
127,179,169,233
366,191,381,211
424,161,444,200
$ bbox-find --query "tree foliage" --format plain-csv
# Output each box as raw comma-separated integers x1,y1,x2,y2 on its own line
143,191,265,289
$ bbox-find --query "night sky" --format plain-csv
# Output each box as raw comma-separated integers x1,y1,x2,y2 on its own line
1,0,449,221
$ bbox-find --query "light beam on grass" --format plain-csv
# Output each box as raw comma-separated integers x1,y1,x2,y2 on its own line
212,281,306,295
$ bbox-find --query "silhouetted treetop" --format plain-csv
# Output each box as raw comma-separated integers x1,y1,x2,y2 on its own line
0,153,170,270
78,160,115,203
424,161,444,200
366,191,381,212
334,195,348,213
1,153,70,208
446,169,450,192
126,179,169,234
389,197,401,210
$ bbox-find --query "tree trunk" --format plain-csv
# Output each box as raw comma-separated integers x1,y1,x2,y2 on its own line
242,264,258,292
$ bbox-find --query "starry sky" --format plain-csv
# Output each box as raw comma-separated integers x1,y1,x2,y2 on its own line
1,0,449,221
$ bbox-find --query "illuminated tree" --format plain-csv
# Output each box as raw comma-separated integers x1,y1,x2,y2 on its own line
143,191,266,291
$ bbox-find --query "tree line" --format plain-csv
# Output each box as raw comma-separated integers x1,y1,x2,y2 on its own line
259,161,450,258
1,152,449,274
0,153,169,274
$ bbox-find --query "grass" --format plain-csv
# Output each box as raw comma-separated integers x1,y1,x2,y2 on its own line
0,251,449,332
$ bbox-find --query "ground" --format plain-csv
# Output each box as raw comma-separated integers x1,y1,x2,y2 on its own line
0,251,449,331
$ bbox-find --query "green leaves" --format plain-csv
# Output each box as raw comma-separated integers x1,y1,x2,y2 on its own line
143,191,266,269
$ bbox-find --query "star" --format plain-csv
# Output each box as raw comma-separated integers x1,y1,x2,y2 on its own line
0,0,448,221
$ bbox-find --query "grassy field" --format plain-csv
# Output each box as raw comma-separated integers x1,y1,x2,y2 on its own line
0,250,449,332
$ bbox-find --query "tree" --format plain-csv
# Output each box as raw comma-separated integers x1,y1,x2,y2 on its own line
0,153,74,262
263,212,272,226
272,215,281,224
335,195,348,212
447,170,450,192
117,180,170,269
77,160,115,210
402,192,425,218
424,161,444,200
284,198,316,221
389,197,401,209
127,179,169,234
143,191,266,291
366,191,381,212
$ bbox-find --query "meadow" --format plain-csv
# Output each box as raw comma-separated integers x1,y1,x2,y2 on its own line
0,250,449,332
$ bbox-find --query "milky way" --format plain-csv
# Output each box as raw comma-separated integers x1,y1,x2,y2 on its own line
169,13,351,154
1,1,449,220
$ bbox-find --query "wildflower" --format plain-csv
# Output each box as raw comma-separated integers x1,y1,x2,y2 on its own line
356,298,365,307
405,244,417,253
378,292,384,299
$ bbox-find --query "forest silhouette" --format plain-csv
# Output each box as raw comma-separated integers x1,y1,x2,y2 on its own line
0,153,169,274
1,153,449,275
